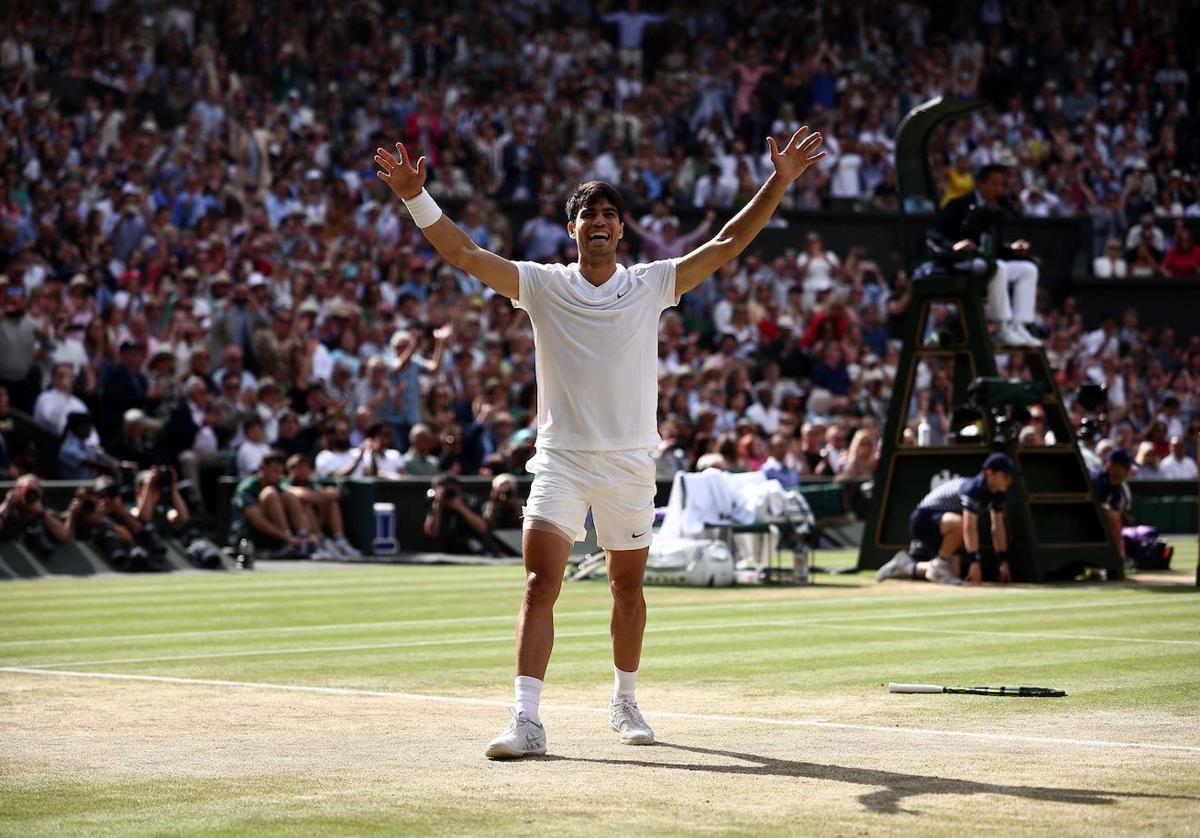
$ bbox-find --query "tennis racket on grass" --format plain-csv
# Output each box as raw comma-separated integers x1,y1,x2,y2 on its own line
888,683,1066,697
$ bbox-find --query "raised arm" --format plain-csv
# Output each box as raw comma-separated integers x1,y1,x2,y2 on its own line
375,142,519,300
674,126,824,297
422,324,452,374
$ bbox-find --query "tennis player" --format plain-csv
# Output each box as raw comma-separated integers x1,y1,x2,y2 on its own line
375,127,825,759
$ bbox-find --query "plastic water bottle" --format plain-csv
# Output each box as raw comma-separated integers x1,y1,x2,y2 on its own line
917,418,932,447
236,537,255,571
793,542,810,585
373,502,398,555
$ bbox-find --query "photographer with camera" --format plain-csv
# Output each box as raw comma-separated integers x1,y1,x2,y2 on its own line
0,474,74,560
132,465,188,530
130,464,225,570
484,473,524,531
71,475,166,572
423,473,492,555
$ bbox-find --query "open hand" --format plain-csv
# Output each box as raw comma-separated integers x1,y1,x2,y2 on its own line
766,126,826,183
375,142,426,201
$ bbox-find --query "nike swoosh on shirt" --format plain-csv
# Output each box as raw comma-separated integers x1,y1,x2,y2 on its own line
617,289,628,298
631,531,646,538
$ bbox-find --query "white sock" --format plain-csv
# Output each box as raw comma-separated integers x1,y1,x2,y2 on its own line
613,666,638,703
514,675,543,723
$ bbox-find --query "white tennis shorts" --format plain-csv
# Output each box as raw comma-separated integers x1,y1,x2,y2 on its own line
523,447,656,551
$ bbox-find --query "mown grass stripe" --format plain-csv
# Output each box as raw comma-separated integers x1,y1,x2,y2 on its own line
4,596,1194,665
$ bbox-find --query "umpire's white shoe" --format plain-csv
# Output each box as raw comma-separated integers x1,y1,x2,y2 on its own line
1011,322,1042,346
485,712,546,760
926,556,963,585
875,550,916,582
611,697,655,745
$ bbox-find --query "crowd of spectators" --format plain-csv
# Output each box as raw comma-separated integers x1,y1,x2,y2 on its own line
0,2,1198,557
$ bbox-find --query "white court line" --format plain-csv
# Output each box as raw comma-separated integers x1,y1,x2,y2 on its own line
0,589,1176,649
15,600,1194,669
3,666,1198,755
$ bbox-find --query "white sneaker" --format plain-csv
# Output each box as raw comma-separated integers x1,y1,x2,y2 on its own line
1010,323,1042,346
926,556,963,585
875,550,916,582
334,536,362,558
610,697,655,745
485,712,547,760
993,323,1030,347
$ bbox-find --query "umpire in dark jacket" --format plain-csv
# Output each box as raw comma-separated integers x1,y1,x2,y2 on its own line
934,164,1040,347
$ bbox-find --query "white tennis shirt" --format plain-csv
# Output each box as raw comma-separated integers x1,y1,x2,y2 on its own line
513,259,680,451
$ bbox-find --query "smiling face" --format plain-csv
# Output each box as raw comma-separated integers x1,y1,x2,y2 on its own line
568,197,623,262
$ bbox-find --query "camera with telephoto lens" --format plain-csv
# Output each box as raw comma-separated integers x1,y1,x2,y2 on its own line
1074,381,1108,444
966,377,1048,450
428,475,459,503
18,486,40,507
156,466,174,494
75,488,97,515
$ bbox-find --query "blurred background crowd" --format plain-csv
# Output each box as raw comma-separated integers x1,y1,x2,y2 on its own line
0,0,1198,539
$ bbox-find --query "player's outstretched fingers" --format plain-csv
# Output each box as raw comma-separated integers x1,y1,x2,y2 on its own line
788,125,809,148
395,141,411,170
766,136,780,157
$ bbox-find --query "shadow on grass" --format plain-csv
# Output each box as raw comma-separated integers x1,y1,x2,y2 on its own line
542,742,1200,815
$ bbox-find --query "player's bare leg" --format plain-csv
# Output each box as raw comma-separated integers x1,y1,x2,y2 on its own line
515,527,572,679
487,526,570,759
607,547,649,671
607,546,654,745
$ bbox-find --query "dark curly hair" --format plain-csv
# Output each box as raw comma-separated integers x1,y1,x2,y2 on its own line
564,180,626,224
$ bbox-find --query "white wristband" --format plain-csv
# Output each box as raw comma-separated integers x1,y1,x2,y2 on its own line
402,189,443,228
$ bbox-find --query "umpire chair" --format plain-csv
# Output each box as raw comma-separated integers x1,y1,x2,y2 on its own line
855,97,1123,582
